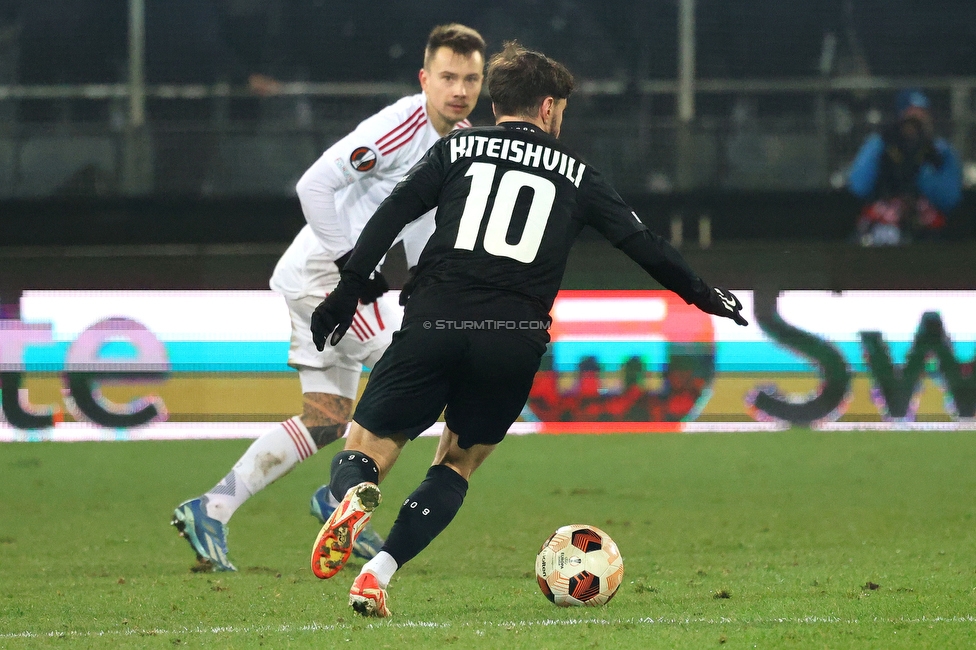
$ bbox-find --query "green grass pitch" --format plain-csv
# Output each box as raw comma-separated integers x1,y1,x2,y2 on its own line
2,429,976,648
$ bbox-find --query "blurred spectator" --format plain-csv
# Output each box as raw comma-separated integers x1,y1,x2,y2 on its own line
847,89,962,245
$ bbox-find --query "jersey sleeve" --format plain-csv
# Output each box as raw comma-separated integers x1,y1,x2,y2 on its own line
398,209,437,269
342,141,449,280
578,167,649,245
295,109,418,260
616,231,709,305
580,167,709,305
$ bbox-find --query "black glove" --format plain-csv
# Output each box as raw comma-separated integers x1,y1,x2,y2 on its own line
333,251,387,305
695,286,748,326
310,275,366,350
360,271,389,305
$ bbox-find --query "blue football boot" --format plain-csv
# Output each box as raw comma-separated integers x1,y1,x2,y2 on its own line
171,497,237,572
310,485,384,560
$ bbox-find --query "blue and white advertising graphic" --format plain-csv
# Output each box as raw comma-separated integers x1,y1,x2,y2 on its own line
1,289,974,440
15,290,293,372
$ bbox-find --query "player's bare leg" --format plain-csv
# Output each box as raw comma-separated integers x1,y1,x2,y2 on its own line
350,426,496,617
301,393,352,449
311,423,408,579
304,391,386,550
430,424,497,480
307,394,389,560
343,420,411,481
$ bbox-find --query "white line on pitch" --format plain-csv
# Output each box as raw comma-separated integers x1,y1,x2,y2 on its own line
4,615,976,639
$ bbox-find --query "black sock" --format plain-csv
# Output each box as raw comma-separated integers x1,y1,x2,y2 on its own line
382,464,468,567
329,451,380,502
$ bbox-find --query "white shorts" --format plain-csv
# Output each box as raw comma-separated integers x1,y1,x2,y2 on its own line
286,292,403,399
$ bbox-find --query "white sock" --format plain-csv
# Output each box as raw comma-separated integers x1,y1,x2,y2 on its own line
361,551,398,588
204,417,317,524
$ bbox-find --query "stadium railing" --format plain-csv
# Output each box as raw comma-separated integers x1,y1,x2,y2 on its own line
0,77,974,199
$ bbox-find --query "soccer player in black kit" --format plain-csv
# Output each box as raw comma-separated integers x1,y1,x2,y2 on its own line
308,42,749,617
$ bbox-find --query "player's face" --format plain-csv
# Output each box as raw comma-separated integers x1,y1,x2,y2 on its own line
420,47,484,136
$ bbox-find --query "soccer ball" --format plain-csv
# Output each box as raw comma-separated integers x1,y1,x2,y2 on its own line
535,524,624,606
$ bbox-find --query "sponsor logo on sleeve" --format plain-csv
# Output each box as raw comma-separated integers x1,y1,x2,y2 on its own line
349,147,378,172
333,158,356,183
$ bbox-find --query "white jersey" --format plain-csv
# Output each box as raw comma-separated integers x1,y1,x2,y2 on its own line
271,93,471,299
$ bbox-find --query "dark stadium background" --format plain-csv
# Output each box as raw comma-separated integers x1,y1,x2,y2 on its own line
1,0,975,299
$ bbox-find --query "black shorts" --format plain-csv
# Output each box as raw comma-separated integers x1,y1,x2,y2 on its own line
352,317,548,449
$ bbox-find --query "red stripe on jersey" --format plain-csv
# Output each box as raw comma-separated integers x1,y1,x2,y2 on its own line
456,119,471,128
354,311,375,338
283,418,313,459
375,107,424,147
379,117,427,155
380,119,427,155
372,302,385,330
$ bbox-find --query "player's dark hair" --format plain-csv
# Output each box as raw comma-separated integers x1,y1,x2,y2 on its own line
424,24,486,68
487,41,575,118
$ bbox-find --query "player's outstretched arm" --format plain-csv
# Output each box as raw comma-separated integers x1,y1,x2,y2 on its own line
341,147,447,282
310,148,447,348
616,230,748,326
578,167,748,326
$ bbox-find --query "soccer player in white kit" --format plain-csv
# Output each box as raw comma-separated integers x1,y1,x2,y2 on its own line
172,24,486,572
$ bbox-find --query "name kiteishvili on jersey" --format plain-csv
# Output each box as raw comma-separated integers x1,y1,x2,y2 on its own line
449,135,586,187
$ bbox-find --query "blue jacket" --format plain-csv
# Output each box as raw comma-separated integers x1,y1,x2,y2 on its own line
847,132,962,213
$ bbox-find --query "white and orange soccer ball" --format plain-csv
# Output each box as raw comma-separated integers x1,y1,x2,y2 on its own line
535,524,624,606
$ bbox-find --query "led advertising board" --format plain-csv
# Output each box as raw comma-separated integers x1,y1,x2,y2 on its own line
2,290,974,440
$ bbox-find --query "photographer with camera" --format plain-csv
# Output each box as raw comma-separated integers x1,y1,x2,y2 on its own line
847,89,962,246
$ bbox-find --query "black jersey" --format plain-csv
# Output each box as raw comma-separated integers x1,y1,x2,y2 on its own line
343,121,706,317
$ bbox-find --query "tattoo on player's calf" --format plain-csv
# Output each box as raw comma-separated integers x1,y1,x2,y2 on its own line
302,394,352,448
303,394,352,422
308,424,345,449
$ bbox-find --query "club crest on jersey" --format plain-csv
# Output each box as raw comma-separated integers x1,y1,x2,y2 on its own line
350,147,377,172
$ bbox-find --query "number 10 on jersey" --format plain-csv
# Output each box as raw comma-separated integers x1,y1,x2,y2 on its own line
454,162,556,264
